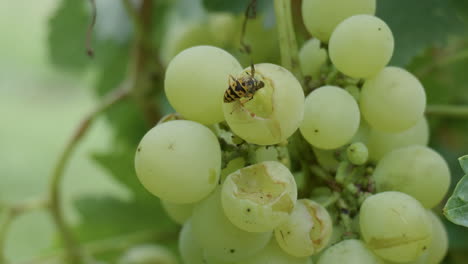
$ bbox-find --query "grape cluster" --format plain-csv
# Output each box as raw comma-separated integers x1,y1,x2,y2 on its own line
134,0,451,263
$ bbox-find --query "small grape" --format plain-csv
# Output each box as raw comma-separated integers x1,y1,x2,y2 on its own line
118,244,178,264
360,192,432,263
347,142,368,165
373,145,451,208
221,161,297,232
317,239,384,264
275,199,333,257
345,85,361,101
134,120,221,204
302,0,376,42
223,63,305,145
191,189,272,262
300,86,360,149
161,200,195,225
360,67,426,132
235,239,312,264
367,117,429,161
165,46,242,124
329,15,394,78
299,38,328,79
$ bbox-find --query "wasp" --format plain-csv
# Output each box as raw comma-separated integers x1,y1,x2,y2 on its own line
224,64,265,103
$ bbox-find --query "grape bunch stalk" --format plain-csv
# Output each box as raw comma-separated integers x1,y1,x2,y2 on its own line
133,0,451,263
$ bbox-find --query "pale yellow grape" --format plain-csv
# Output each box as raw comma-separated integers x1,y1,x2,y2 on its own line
275,199,333,257
367,117,429,162
235,239,312,264
302,0,376,42
410,211,449,264
360,67,426,132
317,239,384,264
222,161,297,232
360,192,432,263
300,86,360,149
179,220,205,264
223,63,304,145
329,15,394,78
134,120,221,204
374,145,450,208
165,46,242,124
191,189,272,262
161,200,195,225
299,38,328,79
118,244,178,264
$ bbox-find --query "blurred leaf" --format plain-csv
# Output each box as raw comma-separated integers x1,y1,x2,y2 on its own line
377,0,468,66
460,155,468,174
74,195,175,242
48,0,90,71
202,0,272,14
444,172,468,227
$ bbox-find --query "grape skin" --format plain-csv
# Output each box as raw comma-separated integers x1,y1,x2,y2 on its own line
221,161,297,233
179,220,206,264
317,239,384,264
299,38,328,79
329,15,394,78
191,189,272,262
360,192,432,263
373,145,451,209
360,67,426,132
367,117,429,162
161,200,195,225
165,45,242,124
134,120,221,204
235,239,312,264
300,86,360,150
274,199,333,257
302,0,376,42
118,244,178,264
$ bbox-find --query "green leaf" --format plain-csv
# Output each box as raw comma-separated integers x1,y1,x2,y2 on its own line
74,195,176,242
459,155,468,174
202,0,272,14
377,0,468,66
48,0,90,71
444,174,468,227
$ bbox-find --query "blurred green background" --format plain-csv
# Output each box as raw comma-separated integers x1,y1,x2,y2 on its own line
1,0,468,263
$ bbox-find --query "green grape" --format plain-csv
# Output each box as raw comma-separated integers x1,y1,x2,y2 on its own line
165,46,242,124
302,0,376,42
317,239,384,264
299,38,328,79
191,189,272,262
254,146,279,163
360,67,426,132
179,220,205,264
161,200,195,225
221,161,297,232
329,15,394,78
300,86,360,149
275,199,333,257
312,147,339,171
352,120,370,144
360,192,432,263
235,239,312,264
367,117,429,162
345,85,361,101
135,120,221,204
223,63,305,145
347,142,368,165
207,13,238,48
118,244,178,264
373,145,451,209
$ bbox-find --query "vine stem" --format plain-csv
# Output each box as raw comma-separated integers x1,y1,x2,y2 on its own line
273,0,303,81
49,85,130,264
426,104,468,118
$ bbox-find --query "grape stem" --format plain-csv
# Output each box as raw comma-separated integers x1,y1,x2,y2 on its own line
426,104,468,118
273,0,304,81
48,85,131,264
